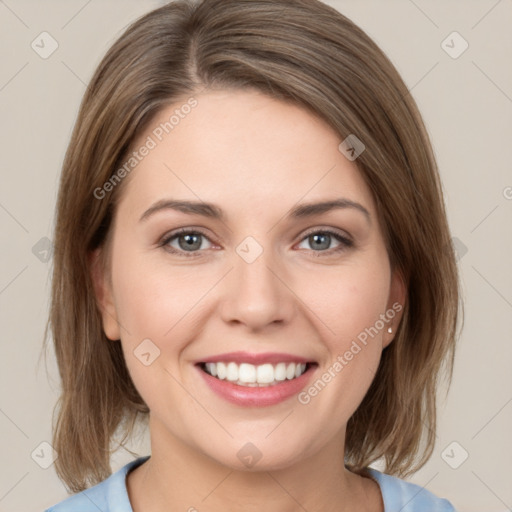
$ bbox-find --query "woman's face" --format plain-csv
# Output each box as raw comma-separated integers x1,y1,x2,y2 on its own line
94,88,404,471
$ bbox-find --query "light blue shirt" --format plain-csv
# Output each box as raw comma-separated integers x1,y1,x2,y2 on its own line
45,456,457,511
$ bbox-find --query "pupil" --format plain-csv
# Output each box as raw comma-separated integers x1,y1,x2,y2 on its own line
180,234,201,251
312,233,329,250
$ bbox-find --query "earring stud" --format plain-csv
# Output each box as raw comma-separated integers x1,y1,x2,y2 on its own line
387,326,393,334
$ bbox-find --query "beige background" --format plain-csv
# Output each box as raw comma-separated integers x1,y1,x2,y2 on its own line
0,1,511,511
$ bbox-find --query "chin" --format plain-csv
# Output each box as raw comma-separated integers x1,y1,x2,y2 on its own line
201,437,313,473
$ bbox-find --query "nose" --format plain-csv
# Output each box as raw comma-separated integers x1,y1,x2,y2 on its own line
219,247,296,332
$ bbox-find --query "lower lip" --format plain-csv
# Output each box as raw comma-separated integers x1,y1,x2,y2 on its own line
195,364,317,407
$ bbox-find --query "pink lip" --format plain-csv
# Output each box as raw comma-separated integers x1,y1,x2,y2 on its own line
196,351,314,365
195,363,317,407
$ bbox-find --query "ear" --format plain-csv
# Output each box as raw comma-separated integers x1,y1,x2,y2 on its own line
89,248,121,341
383,268,406,349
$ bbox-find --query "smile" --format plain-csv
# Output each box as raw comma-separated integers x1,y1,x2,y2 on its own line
194,352,318,407
199,361,311,387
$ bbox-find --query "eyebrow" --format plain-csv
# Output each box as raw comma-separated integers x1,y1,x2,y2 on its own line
139,198,371,224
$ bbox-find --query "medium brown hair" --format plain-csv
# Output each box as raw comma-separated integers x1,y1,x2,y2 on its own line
45,0,460,492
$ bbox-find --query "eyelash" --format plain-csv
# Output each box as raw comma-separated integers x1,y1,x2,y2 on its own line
158,227,354,258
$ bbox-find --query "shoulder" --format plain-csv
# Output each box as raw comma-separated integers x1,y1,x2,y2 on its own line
367,468,458,512
44,456,150,512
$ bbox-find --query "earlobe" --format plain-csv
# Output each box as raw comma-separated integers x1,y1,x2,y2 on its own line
89,249,121,341
383,268,407,349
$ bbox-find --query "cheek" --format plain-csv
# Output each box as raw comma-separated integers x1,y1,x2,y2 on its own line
294,258,392,410
300,260,390,343
109,247,206,413
111,244,212,341
294,263,390,422
109,243,222,401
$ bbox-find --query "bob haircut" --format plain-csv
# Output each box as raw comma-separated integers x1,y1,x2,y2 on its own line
45,0,460,493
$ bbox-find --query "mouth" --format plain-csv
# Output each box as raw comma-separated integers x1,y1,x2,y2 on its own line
197,361,317,387
193,351,319,406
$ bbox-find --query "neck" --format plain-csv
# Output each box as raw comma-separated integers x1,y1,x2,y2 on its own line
127,416,382,512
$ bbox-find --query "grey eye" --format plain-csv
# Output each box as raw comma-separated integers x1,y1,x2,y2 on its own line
165,231,212,253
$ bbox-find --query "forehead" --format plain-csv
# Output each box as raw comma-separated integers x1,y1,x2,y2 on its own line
117,89,376,219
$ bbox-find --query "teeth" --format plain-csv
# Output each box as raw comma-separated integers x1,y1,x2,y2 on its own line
239,363,256,383
202,361,308,386
205,362,217,377
274,362,287,381
257,363,274,383
226,362,238,382
216,362,227,380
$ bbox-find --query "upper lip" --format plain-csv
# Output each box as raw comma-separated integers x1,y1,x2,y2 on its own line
196,351,315,365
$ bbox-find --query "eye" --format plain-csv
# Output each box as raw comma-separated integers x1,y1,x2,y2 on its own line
160,228,214,257
296,229,353,255
159,227,353,258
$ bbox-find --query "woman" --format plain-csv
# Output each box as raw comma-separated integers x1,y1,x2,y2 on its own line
44,0,460,510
